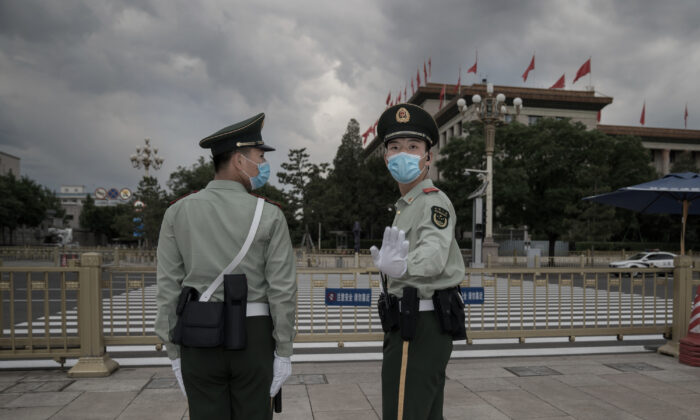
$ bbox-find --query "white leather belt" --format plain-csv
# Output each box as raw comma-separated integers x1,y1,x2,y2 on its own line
419,299,434,311
398,299,434,312
247,302,269,317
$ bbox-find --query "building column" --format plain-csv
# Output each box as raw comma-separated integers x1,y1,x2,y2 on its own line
661,149,671,174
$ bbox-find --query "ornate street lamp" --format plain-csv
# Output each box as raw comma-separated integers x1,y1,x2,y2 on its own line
457,83,522,261
130,138,164,177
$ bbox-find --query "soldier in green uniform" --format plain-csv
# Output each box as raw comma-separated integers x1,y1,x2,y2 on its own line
371,103,466,420
155,113,297,419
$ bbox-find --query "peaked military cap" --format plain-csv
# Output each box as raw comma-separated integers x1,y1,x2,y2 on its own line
377,103,438,148
199,113,275,156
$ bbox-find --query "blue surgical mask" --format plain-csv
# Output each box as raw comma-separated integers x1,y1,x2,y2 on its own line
387,152,427,184
242,154,270,190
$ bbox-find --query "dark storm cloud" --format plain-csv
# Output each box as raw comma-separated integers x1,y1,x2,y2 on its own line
0,1,100,43
1,0,699,193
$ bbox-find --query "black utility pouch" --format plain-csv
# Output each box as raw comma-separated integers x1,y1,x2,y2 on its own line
377,292,400,332
224,274,248,350
399,287,419,341
179,301,225,347
433,287,467,340
433,288,452,333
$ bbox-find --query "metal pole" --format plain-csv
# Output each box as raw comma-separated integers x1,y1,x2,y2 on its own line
484,123,495,240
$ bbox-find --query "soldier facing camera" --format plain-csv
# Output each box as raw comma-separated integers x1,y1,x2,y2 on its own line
371,103,466,420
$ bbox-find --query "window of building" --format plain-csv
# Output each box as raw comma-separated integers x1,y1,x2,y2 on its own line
528,115,542,125
504,114,514,123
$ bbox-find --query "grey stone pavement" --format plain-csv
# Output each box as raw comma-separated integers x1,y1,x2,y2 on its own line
1,352,700,419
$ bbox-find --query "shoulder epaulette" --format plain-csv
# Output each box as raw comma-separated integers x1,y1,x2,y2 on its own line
250,193,282,209
422,187,440,194
169,190,198,206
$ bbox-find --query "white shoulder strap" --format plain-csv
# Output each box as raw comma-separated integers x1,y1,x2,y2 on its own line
199,197,265,302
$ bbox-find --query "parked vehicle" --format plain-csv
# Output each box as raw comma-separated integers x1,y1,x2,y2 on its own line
609,251,676,276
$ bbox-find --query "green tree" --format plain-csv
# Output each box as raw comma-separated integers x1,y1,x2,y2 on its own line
167,156,215,200
671,152,699,173
324,119,364,231
277,148,330,241
115,176,168,247
0,173,63,244
437,118,656,257
80,194,130,244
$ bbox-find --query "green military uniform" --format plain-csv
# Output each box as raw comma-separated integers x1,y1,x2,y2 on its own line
155,113,296,419
376,104,466,420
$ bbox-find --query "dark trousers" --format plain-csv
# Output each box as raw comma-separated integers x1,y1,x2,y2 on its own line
181,316,275,420
382,312,453,420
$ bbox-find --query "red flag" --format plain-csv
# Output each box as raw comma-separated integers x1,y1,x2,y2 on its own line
411,79,415,95
371,120,378,136
685,104,689,129
640,102,646,125
573,58,591,84
428,57,432,79
453,67,461,94
549,74,565,89
423,62,428,84
597,109,601,123
404,84,407,101
386,91,391,106
522,55,535,82
390,99,394,107
467,55,477,74
439,84,446,110
417,68,421,87
397,91,402,103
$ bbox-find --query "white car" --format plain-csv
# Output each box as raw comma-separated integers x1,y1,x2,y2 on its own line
609,251,676,276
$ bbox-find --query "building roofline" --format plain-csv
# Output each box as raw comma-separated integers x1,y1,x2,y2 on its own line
0,150,21,160
423,83,613,126
597,124,700,145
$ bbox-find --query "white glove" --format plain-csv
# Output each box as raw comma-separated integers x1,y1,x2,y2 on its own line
269,351,292,397
171,358,186,397
370,226,409,278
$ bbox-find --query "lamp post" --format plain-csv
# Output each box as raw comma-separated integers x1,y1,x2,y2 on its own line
457,83,522,261
130,138,164,177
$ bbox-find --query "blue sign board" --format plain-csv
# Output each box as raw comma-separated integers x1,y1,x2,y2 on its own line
460,287,485,304
325,288,372,307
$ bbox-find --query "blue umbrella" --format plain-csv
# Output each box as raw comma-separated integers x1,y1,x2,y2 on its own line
583,172,700,255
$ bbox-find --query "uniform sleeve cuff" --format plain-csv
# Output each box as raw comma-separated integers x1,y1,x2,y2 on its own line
275,342,293,357
165,343,181,360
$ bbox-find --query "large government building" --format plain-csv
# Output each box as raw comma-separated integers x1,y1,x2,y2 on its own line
363,82,700,179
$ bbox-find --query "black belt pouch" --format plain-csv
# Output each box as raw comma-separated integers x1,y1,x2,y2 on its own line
377,292,400,332
224,274,248,350
433,287,467,340
399,287,419,341
172,286,225,348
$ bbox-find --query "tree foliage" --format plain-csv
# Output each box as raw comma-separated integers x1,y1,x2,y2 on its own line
276,119,397,247
166,156,215,200
79,194,130,243
671,152,699,173
0,173,63,244
436,118,658,255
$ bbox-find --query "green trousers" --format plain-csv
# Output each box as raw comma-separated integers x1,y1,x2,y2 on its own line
382,311,453,420
181,316,275,420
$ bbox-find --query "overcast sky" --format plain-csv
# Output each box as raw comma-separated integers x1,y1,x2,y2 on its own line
1,0,699,194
